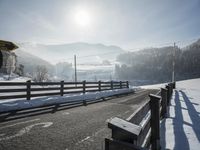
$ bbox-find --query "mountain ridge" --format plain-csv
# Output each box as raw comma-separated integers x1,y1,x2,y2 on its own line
17,42,125,64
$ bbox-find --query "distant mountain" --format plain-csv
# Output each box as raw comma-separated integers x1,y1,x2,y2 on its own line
182,39,200,50
15,49,54,75
17,42,125,64
191,39,200,46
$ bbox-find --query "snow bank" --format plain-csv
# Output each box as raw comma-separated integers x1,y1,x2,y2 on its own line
0,74,30,82
0,88,134,113
160,78,200,150
140,82,167,89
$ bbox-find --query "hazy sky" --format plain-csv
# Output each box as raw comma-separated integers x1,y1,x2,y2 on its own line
0,0,200,49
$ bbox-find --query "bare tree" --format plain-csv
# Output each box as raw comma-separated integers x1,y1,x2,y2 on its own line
34,65,48,82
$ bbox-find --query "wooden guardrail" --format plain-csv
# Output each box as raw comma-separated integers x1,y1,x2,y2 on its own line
0,80,129,101
105,82,175,150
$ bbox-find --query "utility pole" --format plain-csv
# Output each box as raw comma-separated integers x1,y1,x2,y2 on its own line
172,42,176,82
74,55,77,83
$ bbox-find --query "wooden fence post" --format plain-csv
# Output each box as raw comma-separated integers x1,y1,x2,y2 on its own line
168,84,172,100
60,80,64,96
166,85,170,106
126,81,129,88
169,83,172,98
161,88,167,118
111,81,113,90
83,80,86,94
120,81,122,89
149,94,161,150
82,80,87,106
26,80,31,100
98,80,101,91
171,83,173,95
173,82,176,89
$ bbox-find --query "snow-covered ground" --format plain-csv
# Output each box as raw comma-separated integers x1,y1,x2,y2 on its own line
159,78,200,150
140,82,167,89
140,78,200,149
0,74,31,82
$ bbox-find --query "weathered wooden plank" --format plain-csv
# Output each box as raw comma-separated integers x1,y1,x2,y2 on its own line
85,85,99,88
0,82,27,86
105,138,147,150
64,82,82,85
108,117,142,142
137,113,151,146
63,86,83,89
63,91,83,94
31,87,60,91
127,101,150,125
0,94,27,100
85,89,99,92
31,82,60,85
30,92,61,97
141,128,151,148
0,88,27,93
101,81,111,84
101,85,112,88
84,81,98,84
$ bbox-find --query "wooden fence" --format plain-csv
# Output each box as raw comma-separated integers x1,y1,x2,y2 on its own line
105,82,175,150
0,80,129,101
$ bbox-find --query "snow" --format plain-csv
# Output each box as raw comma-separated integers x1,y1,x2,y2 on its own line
140,78,200,149
0,74,31,82
160,78,200,150
140,82,167,89
0,88,134,113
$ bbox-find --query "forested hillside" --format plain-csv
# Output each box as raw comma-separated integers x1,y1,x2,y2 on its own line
115,39,200,85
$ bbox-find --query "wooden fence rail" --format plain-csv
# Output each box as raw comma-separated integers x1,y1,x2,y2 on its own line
0,80,129,101
105,82,175,150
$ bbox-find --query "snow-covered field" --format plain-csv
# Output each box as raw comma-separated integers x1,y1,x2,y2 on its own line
159,78,200,150
140,78,200,149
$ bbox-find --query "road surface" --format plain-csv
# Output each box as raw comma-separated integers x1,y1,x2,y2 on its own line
0,89,157,150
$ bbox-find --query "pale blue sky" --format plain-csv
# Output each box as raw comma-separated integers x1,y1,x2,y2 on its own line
0,0,200,49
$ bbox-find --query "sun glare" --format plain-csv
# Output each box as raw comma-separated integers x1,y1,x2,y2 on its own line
74,10,91,27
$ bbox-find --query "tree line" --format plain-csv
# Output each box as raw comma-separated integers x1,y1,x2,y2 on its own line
115,40,200,85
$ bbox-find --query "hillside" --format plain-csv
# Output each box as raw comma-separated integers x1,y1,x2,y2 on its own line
116,39,200,85
15,49,54,75
17,42,125,64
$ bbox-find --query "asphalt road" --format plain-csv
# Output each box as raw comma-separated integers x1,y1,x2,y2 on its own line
0,89,158,150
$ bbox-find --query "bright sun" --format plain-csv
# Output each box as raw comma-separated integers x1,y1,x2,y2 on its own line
74,10,91,27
